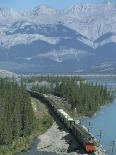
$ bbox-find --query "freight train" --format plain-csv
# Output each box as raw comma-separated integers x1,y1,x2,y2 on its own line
29,91,98,154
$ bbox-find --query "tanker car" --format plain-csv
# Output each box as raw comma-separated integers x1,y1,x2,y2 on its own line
29,91,97,154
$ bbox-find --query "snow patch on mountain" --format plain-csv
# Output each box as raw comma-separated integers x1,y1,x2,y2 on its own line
0,34,59,48
31,5,58,16
24,49,90,63
0,3,116,46
94,33,116,48
0,7,20,18
92,62,116,73
0,3,116,73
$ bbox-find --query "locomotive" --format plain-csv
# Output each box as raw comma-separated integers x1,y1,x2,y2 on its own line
29,91,97,154
57,109,97,153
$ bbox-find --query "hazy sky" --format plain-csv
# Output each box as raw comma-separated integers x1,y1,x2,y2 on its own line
0,0,115,10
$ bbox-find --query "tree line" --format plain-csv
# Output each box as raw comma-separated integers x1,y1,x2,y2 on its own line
32,76,113,116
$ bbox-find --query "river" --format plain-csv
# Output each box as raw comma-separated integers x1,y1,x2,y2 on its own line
21,75,116,155
81,76,116,155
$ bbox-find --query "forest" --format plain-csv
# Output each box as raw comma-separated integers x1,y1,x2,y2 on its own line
31,76,113,116
0,76,113,154
0,78,35,154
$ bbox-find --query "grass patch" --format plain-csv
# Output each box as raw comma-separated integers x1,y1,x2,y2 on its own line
31,97,53,135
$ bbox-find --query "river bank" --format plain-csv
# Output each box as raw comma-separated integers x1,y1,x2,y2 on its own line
81,78,116,155
20,76,116,155
18,95,107,155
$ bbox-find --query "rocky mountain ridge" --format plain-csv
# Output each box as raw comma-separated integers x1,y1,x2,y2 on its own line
0,3,116,73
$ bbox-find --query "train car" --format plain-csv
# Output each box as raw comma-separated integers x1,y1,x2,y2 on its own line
67,117,75,130
57,109,69,124
72,124,97,153
55,110,97,153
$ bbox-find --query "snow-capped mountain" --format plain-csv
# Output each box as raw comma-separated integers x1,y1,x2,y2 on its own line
0,7,20,18
0,3,116,73
30,5,58,16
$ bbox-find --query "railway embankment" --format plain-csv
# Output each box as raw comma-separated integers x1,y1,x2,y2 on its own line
28,91,107,155
18,121,84,155
18,94,83,155
47,94,107,155
36,122,80,154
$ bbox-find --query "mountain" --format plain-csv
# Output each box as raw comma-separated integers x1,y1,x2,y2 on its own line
29,5,58,16
0,3,116,73
62,2,116,40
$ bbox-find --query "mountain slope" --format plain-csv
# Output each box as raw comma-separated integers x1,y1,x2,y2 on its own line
0,3,116,73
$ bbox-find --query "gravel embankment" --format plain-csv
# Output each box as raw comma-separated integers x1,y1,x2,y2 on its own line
18,122,83,155
37,122,80,154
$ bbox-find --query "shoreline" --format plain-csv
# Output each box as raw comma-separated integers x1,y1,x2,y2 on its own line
17,100,111,155
17,93,113,155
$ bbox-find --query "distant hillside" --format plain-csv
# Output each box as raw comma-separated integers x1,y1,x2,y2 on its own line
0,3,116,73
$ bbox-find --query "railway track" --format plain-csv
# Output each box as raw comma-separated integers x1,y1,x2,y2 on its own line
28,90,106,155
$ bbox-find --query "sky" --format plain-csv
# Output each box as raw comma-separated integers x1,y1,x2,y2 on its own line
0,0,115,11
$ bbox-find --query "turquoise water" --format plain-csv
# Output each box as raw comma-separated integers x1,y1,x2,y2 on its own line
82,77,116,155
82,98,116,155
